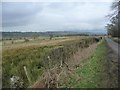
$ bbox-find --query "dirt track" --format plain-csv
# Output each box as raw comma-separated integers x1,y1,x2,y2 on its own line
105,38,119,88
106,38,120,63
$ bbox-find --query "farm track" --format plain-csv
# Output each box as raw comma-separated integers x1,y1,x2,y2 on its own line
106,38,120,63
104,38,119,88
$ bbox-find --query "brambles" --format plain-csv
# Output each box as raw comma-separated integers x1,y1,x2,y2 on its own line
47,37,99,67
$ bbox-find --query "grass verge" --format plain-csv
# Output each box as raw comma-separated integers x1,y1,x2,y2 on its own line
65,40,108,88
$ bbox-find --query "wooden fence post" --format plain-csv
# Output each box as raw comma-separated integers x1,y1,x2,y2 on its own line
23,66,31,84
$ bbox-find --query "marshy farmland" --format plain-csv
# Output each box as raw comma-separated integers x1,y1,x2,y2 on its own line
1,0,119,89
2,32,103,88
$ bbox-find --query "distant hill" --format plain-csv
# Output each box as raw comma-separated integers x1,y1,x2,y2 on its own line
1,31,106,39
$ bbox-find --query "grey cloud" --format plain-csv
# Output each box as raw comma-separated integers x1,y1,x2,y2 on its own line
2,2,112,33
2,2,43,27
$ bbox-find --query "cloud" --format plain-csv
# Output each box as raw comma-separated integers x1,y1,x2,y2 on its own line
2,0,114,2
2,1,112,33
2,2,44,27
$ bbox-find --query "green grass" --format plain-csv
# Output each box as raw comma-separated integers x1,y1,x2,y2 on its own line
65,40,107,88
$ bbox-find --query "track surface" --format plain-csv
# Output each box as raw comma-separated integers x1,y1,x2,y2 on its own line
106,38,120,63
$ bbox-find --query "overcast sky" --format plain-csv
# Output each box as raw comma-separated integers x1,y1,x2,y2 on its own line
1,0,113,33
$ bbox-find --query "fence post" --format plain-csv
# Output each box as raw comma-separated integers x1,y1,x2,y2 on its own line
23,66,31,84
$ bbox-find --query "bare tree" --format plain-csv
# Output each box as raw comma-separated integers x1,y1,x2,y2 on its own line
24,38,29,42
106,0,120,37
49,35,53,40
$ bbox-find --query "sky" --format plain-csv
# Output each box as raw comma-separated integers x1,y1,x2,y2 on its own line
1,0,114,33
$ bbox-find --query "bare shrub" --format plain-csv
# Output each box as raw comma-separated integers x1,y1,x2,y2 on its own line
24,38,29,42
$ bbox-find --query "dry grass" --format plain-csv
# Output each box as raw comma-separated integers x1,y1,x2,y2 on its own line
67,43,97,67
2,36,84,52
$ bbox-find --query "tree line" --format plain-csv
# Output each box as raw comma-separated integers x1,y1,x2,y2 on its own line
106,1,120,37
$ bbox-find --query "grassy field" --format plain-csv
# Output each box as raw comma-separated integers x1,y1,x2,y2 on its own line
2,36,71,87
2,36,84,87
2,36,86,51
2,36,101,88
3,45,55,87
